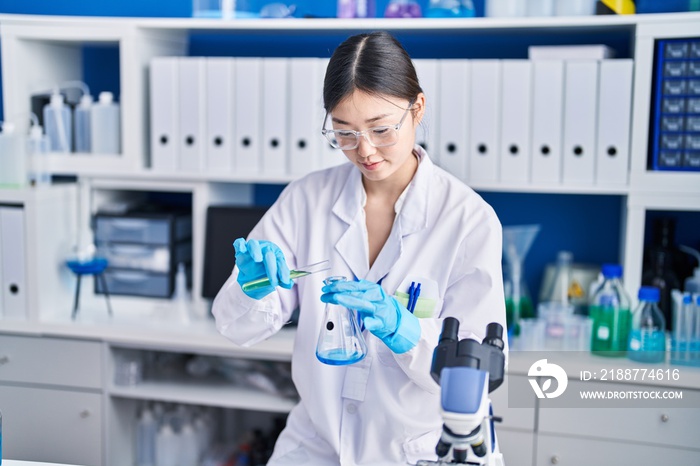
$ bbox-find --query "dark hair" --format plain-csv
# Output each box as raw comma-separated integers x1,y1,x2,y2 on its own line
323,31,423,112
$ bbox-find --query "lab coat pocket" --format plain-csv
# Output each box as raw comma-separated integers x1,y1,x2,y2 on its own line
402,428,442,464
395,276,441,318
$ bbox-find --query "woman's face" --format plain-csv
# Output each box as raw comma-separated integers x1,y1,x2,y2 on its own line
329,90,424,183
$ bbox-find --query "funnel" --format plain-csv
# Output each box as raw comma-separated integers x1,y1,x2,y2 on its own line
502,225,540,337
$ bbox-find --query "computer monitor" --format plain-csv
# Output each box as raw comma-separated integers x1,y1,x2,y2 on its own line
202,205,269,299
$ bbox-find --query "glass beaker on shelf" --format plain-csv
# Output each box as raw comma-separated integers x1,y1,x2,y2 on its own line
316,276,368,365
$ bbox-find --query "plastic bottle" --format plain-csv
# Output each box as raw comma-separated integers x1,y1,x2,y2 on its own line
179,421,200,466
74,94,93,153
679,245,700,293
43,91,72,153
589,264,632,357
136,407,157,466
155,423,178,466
426,0,475,17
0,122,27,187
27,123,50,186
670,292,694,365
628,286,667,363
91,91,121,154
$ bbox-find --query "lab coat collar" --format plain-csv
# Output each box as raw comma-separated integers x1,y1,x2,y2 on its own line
331,146,433,281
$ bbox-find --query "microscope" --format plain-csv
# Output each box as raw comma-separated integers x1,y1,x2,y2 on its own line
416,318,506,466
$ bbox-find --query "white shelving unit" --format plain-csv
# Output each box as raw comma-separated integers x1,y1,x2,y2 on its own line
2,11,700,466
2,13,699,303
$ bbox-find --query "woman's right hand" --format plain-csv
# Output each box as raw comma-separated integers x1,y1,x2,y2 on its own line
234,238,293,300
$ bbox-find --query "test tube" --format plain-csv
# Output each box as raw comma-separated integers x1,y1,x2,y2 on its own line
240,260,330,293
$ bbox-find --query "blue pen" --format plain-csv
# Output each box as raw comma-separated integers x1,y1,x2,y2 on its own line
407,281,416,313
412,283,421,313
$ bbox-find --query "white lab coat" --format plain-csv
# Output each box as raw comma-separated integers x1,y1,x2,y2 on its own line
213,147,507,466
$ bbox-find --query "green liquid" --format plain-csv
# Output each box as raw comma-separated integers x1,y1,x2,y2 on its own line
589,305,631,357
506,297,535,336
241,269,310,292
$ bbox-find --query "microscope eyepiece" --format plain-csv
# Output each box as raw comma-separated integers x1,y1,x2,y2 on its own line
483,322,504,351
440,317,460,343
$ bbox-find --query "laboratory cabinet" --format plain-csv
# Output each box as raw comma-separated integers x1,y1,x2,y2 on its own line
535,434,700,466
0,334,104,466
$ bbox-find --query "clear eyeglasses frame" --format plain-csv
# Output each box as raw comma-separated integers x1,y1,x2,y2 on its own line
321,100,415,151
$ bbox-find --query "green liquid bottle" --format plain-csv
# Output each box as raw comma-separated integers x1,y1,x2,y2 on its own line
590,264,631,357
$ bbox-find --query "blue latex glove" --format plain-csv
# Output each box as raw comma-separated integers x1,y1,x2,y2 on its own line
233,238,292,300
320,279,421,354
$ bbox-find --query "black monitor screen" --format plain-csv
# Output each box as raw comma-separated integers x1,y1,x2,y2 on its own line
202,205,269,299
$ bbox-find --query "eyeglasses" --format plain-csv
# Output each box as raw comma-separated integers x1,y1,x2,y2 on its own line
321,101,414,151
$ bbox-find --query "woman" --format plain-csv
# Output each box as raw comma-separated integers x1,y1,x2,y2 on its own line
213,31,507,465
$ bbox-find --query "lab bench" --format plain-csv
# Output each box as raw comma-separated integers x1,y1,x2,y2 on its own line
2,314,700,466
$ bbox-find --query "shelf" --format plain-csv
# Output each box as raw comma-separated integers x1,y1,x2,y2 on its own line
109,376,297,412
3,12,699,34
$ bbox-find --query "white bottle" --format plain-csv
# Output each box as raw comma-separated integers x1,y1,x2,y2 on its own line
91,91,121,154
679,245,700,293
136,408,158,466
74,94,93,153
43,91,72,153
0,122,27,187
155,423,178,466
179,421,200,466
27,124,50,186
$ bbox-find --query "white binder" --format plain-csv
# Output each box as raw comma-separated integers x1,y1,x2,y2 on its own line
499,60,532,184
562,60,599,185
0,206,26,319
178,57,206,173
531,60,565,185
150,57,179,172
596,59,633,187
262,58,289,177
234,58,263,176
437,59,470,181
205,58,235,174
413,59,440,160
469,60,501,183
318,58,343,170
289,58,321,176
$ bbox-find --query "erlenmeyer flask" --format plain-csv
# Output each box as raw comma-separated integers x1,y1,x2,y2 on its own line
316,276,368,365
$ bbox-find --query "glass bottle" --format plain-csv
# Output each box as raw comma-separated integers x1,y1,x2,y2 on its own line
642,249,680,333
589,264,632,357
316,276,368,365
541,250,574,305
628,286,667,363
